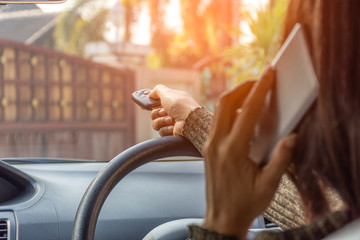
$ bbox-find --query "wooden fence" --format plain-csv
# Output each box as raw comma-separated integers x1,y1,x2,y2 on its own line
0,39,135,161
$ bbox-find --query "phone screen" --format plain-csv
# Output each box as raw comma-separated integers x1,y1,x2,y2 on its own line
249,23,319,164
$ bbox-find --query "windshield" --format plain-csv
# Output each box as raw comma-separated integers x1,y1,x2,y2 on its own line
0,0,288,161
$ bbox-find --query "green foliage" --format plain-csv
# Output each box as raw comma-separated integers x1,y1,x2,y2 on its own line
221,0,289,87
146,52,162,68
54,0,288,73
54,0,109,56
149,32,207,68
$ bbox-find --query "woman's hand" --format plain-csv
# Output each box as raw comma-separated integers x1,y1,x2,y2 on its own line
201,68,296,238
149,85,200,136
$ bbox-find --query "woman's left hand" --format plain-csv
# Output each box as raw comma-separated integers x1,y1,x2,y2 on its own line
201,68,297,238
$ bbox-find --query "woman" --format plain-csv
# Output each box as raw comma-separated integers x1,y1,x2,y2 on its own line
149,0,359,239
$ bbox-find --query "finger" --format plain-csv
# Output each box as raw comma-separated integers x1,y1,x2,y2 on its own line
159,126,174,136
152,116,174,131
151,108,167,120
232,68,275,152
149,84,169,100
259,134,296,191
202,142,216,215
210,80,256,139
173,121,184,136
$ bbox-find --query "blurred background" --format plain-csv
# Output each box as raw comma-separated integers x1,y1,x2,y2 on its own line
0,0,289,160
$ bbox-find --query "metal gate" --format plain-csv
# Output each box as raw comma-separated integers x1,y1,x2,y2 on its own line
0,39,135,161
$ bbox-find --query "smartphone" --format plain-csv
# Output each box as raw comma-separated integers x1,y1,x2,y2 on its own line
249,23,319,164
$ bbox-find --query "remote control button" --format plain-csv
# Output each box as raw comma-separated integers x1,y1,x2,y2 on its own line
143,90,150,95
140,94,147,98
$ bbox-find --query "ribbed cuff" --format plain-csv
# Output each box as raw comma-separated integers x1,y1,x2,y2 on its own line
188,225,241,240
181,107,213,154
264,175,305,229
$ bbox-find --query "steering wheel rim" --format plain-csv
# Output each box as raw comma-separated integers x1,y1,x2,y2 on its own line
71,136,202,240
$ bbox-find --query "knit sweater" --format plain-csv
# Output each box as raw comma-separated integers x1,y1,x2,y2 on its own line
181,107,349,239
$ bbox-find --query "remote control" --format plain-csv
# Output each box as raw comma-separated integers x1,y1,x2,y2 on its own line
131,89,161,110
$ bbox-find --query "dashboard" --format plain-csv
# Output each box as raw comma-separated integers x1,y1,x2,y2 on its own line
0,159,206,240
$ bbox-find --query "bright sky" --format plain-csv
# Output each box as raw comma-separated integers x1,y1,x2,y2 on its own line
242,0,268,8
37,1,74,12
240,0,269,44
116,0,182,45
38,0,268,45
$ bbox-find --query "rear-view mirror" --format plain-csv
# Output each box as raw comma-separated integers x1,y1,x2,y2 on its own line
0,0,65,3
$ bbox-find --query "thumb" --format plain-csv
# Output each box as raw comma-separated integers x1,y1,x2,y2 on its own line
173,121,185,136
149,84,168,99
261,134,297,189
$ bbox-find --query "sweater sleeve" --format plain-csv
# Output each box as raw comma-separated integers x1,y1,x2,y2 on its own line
256,210,349,240
181,107,347,239
181,107,213,154
188,225,240,240
188,211,349,240
180,106,306,229
264,175,305,229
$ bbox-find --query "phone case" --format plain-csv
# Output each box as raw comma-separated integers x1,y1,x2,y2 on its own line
249,24,319,164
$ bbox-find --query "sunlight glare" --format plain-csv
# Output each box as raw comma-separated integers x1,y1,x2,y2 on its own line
37,0,117,13
132,0,182,45
240,0,269,44
38,0,269,46
131,3,151,45
36,0,75,12
242,0,269,9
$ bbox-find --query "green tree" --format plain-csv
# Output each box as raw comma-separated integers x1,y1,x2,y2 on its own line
195,0,289,108
54,0,234,62
222,0,290,86
54,0,146,56
54,0,109,56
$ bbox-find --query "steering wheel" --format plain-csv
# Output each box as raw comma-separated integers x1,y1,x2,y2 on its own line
71,136,202,240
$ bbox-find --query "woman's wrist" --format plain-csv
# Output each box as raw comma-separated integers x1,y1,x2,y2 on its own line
201,218,249,239
188,225,242,240
181,107,213,153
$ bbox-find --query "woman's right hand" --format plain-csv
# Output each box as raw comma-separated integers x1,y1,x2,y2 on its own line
201,68,295,238
149,85,201,136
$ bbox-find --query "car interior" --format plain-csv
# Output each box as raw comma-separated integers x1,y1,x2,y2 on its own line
0,0,359,240
0,136,207,240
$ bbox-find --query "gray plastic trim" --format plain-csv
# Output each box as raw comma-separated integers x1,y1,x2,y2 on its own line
0,211,16,240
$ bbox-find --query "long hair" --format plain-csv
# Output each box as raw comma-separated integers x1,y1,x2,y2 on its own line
284,0,360,220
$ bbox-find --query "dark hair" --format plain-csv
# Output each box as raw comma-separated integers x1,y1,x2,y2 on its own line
284,0,360,220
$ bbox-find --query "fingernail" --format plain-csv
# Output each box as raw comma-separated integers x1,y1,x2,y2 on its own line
167,126,174,132
164,117,172,124
284,134,297,149
159,109,166,116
